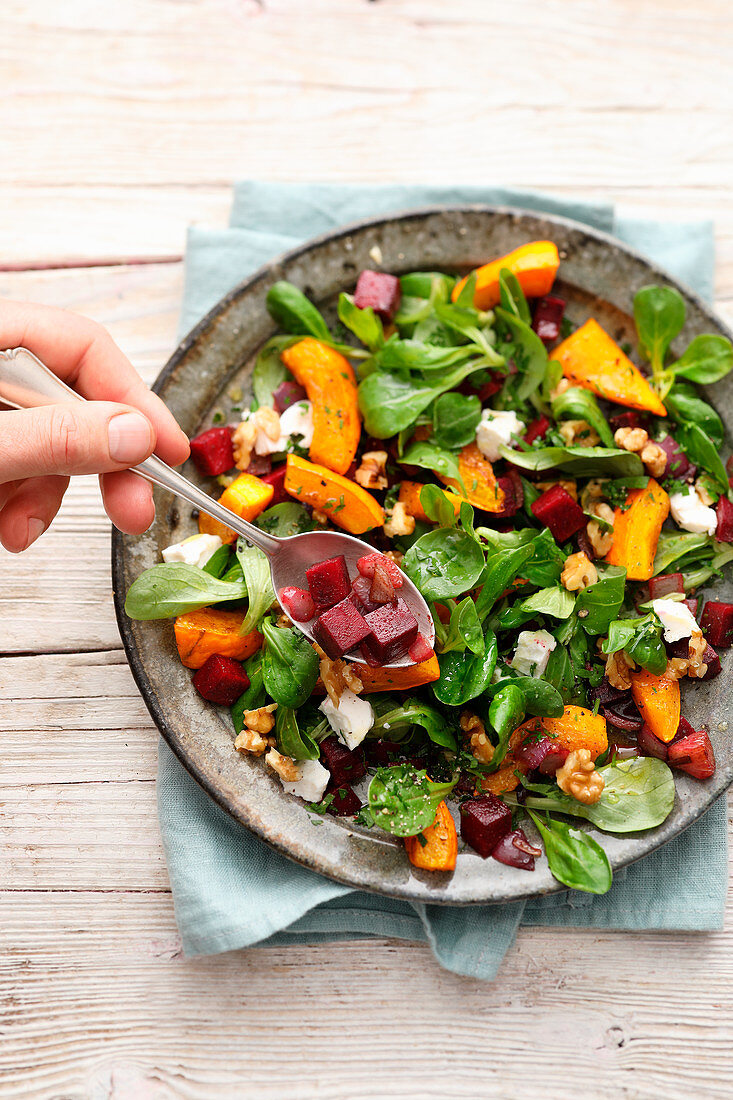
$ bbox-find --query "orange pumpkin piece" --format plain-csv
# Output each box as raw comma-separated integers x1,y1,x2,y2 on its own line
353,654,440,693
174,608,262,669
398,480,462,523
405,801,458,872
280,338,361,476
553,318,667,416
452,240,560,311
438,443,506,513
284,453,384,534
606,478,670,581
479,755,524,796
631,669,680,743
512,706,608,761
198,473,274,544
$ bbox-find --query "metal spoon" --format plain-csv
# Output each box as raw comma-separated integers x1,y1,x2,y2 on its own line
0,347,435,666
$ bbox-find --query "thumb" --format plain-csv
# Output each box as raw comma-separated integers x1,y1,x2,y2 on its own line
0,403,156,482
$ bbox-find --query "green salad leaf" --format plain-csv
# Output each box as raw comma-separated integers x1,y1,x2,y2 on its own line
432,631,498,706
551,386,614,447
236,541,276,635
574,567,626,635
368,698,457,751
368,765,457,837
528,811,612,894
124,563,247,620
500,444,644,479
431,392,482,449
275,705,319,762
266,281,331,341
337,292,384,352
403,528,485,601
261,619,319,707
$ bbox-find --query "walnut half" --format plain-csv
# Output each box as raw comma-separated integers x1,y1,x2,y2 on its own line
561,551,598,591
556,749,604,805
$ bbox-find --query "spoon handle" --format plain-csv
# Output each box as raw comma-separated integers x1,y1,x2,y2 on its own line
0,346,282,556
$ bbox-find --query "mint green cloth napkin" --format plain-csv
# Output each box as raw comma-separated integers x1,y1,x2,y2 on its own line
158,184,727,980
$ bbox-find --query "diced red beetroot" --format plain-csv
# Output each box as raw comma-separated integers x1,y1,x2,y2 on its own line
492,468,524,519
408,632,434,664
531,295,565,347
354,270,401,322
531,484,586,541
241,453,272,477
492,828,541,871
189,427,235,477
648,573,684,599
192,655,249,706
700,642,722,680
460,795,513,859
361,598,418,664
674,716,697,742
279,585,315,623
350,575,384,614
682,597,700,618
273,380,307,414
328,785,362,816
637,722,669,761
364,739,404,767
701,601,733,648
314,597,372,659
370,560,396,605
306,555,351,611
716,496,733,542
658,435,695,481
356,552,403,587
259,465,289,505
319,736,366,787
609,410,650,433
524,415,551,444
668,729,716,779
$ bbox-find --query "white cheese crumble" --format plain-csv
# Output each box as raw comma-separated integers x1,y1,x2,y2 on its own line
669,487,718,536
162,533,223,568
279,758,330,802
651,598,699,643
510,629,557,678
319,689,375,751
475,409,525,462
278,400,314,448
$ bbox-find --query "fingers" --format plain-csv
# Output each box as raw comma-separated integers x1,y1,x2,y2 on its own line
0,300,190,467
0,402,157,482
0,475,68,553
100,470,156,535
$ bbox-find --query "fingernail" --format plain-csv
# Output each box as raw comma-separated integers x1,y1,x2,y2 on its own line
23,518,46,550
108,413,153,464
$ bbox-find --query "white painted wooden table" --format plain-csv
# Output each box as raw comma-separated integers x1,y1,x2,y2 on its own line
2,2,733,1096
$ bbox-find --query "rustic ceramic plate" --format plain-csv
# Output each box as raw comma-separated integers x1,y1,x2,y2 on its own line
112,205,733,904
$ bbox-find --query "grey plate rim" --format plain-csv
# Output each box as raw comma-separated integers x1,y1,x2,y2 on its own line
111,202,733,905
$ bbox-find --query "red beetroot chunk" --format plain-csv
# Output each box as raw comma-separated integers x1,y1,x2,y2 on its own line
408,632,434,664
273,380,307,414
354,270,401,322
319,735,367,787
609,410,650,433
700,601,733,648
357,552,404,587
314,597,372,659
460,795,512,859
328,785,362,816
716,495,733,542
658,435,694,481
531,484,586,542
700,642,722,680
648,573,684,599
531,295,565,347
514,734,569,775
279,585,315,623
306,555,351,611
361,597,418,664
492,468,524,519
259,465,289,505
524,415,550,444
192,655,250,706
637,722,669,761
668,729,716,779
189,427,234,477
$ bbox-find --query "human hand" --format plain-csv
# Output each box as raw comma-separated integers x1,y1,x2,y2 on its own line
0,300,190,552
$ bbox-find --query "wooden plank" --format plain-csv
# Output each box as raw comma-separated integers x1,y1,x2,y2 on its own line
0,891,733,1100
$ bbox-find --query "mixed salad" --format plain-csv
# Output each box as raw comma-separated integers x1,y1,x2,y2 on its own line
125,238,733,894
